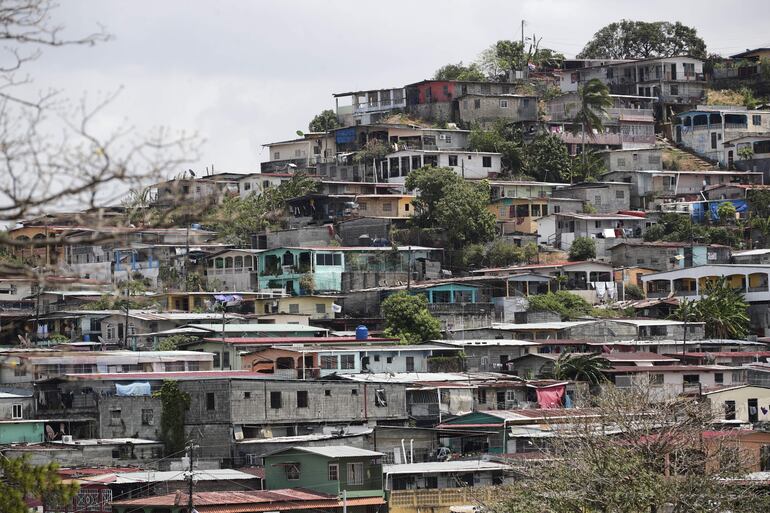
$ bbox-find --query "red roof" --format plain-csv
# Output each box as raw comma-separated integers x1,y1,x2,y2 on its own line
607,365,726,373
112,489,385,512
604,352,681,362
679,352,770,358
203,336,399,345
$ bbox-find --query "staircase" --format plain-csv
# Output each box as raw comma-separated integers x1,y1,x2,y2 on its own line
657,136,720,171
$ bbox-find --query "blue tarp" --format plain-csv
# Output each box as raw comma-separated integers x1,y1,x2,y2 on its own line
116,382,152,396
709,199,747,221
335,127,356,144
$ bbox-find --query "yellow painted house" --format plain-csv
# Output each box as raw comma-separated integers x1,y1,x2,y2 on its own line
355,194,414,218
488,197,550,234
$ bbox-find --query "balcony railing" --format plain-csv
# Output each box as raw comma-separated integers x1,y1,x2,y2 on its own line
388,486,498,508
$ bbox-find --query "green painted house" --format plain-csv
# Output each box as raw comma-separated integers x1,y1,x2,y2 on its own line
0,420,45,444
264,446,384,498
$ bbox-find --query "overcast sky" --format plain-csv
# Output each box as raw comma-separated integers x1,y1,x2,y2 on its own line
25,0,770,176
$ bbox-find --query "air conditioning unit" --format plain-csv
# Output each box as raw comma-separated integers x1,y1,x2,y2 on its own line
62,435,73,443
439,134,447,140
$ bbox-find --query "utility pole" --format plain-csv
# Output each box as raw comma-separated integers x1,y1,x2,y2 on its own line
187,441,195,513
406,246,412,291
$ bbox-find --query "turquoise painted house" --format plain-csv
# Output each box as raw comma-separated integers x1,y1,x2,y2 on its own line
0,420,45,444
417,283,479,304
264,446,384,499
258,246,439,296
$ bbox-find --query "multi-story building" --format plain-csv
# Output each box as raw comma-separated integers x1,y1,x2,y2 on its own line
334,87,407,125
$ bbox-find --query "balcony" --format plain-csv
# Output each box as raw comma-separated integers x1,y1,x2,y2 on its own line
260,158,311,173
388,487,498,510
558,132,622,146
354,98,407,114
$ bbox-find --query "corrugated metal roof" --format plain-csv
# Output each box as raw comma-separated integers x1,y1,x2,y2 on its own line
287,446,383,458
383,460,510,475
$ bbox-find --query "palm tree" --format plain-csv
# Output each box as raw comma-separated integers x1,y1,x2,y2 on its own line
571,78,613,180
751,215,770,248
552,352,611,385
697,277,750,340
670,298,697,355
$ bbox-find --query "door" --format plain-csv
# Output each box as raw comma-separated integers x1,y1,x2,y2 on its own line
749,398,759,423
496,391,506,408
676,125,682,143
405,356,415,372
728,150,734,170
670,63,677,80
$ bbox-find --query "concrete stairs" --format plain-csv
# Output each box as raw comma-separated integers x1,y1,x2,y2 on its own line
657,136,719,171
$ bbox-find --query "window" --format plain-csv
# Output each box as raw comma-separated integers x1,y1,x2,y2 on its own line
213,352,221,368
617,157,626,167
683,374,700,384
11,404,22,420
753,115,762,126
274,152,280,160
373,355,380,362
285,463,300,480
474,99,481,109
347,462,364,485
482,156,492,168
412,156,422,169
316,253,342,266
478,389,487,404
531,204,542,217
649,374,664,386
244,392,251,399
448,155,458,166
289,304,300,314
382,202,393,212
325,389,331,396
351,388,359,396
616,189,625,199
386,356,393,364
321,355,337,369
445,135,452,144
165,361,185,372
715,372,724,384
725,400,736,420
223,351,230,369
206,392,216,410
406,356,415,372
670,84,679,96
328,463,339,481
109,409,121,425
375,388,388,407
141,409,154,425
499,99,508,108
14,365,26,377
340,354,355,369
316,303,326,314
270,391,282,409
297,390,308,408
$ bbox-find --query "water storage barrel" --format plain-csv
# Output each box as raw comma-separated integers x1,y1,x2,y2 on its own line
355,325,369,341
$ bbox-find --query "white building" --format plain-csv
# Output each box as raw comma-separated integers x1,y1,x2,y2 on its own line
382,149,502,184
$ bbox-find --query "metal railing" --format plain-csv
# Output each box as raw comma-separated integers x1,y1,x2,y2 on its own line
388,486,498,508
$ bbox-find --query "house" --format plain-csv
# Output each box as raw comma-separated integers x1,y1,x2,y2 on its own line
734,249,770,265
488,180,569,200
554,212,648,256
437,339,539,372
112,488,385,513
609,241,732,272
204,249,263,290
256,246,440,295
674,108,770,168
559,56,706,121
0,349,214,384
334,87,408,125
0,390,44,444
261,132,335,173
238,172,294,197
509,351,680,379
382,149,502,183
600,147,664,172
263,446,384,498
488,196,582,235
546,93,656,152
608,365,745,400
383,460,512,495
723,134,770,175
551,182,632,213
3,437,165,468
640,264,770,335
354,194,414,218
457,94,538,128
602,169,763,209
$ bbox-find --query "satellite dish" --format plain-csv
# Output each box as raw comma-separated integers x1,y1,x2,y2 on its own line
296,130,305,137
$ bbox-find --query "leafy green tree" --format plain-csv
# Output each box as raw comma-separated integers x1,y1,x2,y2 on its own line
527,291,593,320
568,236,597,261
748,189,770,218
405,167,495,249
624,283,645,300
468,123,525,173
689,277,750,339
486,240,525,267
461,244,487,269
717,202,737,224
433,62,485,81
154,380,191,455
308,109,341,132
751,215,770,247
207,173,317,245
524,133,572,182
578,20,707,59
571,148,607,182
381,291,441,344
155,335,198,351
0,457,78,513
552,352,610,384
571,78,613,172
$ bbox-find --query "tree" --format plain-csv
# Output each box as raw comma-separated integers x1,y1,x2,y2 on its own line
499,384,770,513
571,78,613,173
433,62,485,81
571,148,608,183
486,240,525,267
405,167,495,249
0,456,79,513
578,20,707,60
717,202,737,224
624,283,645,300
569,236,597,261
308,109,341,132
154,380,191,455
155,334,198,351
738,145,755,162
381,291,441,344
751,215,770,248
552,352,610,384
524,133,572,182
693,277,750,339
468,123,525,173
206,173,317,245
527,291,593,320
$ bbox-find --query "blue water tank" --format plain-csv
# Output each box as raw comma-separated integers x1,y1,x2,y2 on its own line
355,325,369,341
